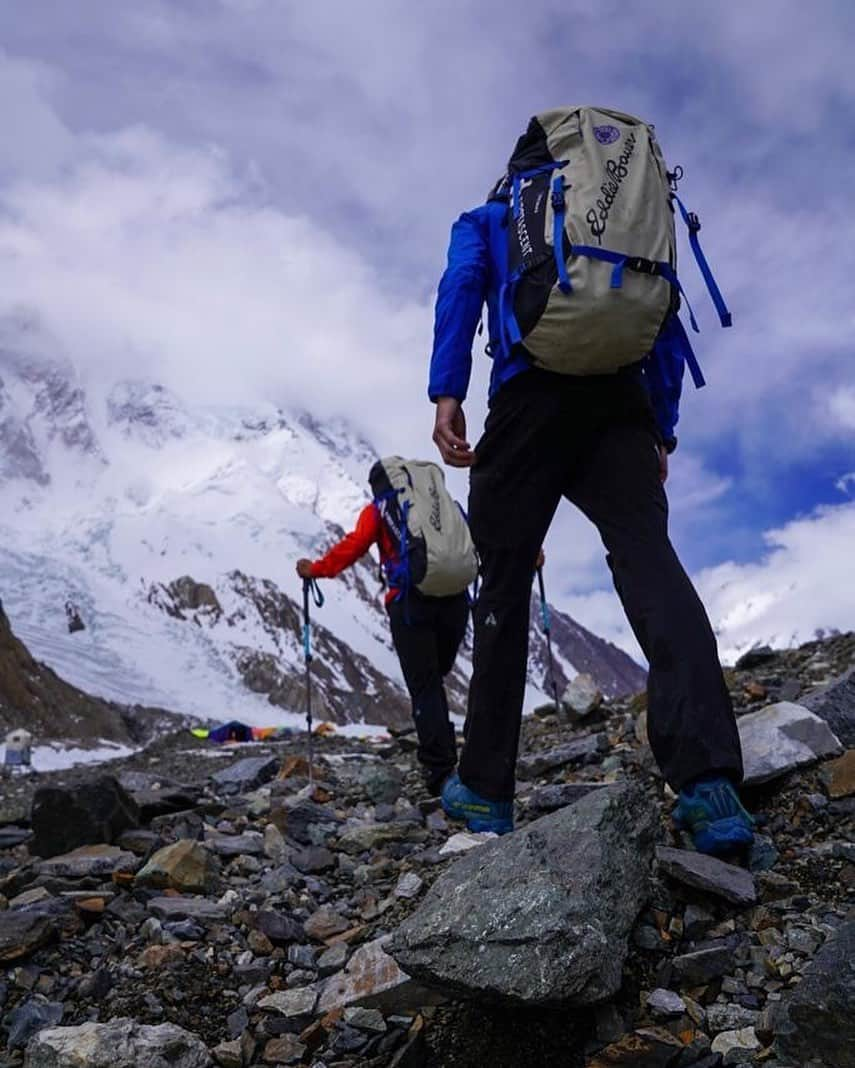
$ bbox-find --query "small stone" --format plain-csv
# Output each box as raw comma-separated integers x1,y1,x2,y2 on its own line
823,748,855,799
254,910,305,946
683,903,715,940
343,1006,387,1033
304,907,350,941
317,942,349,976
394,873,423,899
206,831,265,857
4,995,63,1049
258,985,318,1023
526,782,609,814
438,831,496,856
139,943,186,969
561,673,602,718
735,645,776,670
292,846,335,874
587,1027,683,1068
317,937,442,1016
262,1034,306,1064
135,839,220,893
37,844,138,880
212,1037,244,1068
516,732,609,777
646,988,686,1018
146,896,227,923
657,846,757,906
706,1003,759,1034
249,929,275,956
672,945,735,985
264,823,288,861
211,755,279,792
8,887,53,909
710,1026,760,1060
358,763,404,805
748,834,779,873
337,822,425,854
0,910,55,963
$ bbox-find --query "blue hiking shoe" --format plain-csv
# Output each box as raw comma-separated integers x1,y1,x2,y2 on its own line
441,773,514,835
673,775,755,856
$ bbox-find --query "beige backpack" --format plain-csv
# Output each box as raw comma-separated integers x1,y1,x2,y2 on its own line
370,457,477,597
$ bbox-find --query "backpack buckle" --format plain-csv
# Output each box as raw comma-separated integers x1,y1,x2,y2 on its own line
687,211,701,233
551,187,566,212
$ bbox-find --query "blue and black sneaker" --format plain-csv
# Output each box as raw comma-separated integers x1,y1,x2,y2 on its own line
441,772,514,835
673,775,755,856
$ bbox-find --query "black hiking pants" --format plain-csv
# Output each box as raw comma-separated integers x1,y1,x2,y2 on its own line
459,368,743,802
387,590,469,789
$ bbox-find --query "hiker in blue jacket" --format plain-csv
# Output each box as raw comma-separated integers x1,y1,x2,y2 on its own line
429,110,754,854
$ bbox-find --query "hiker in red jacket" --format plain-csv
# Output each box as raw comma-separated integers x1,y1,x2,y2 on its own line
297,501,469,795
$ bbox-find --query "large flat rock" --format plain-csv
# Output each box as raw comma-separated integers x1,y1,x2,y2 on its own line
390,783,657,1007
737,701,842,785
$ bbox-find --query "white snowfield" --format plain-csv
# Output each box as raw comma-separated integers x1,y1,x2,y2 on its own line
0,352,563,746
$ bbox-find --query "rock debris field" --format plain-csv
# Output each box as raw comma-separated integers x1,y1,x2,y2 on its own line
1,632,854,1068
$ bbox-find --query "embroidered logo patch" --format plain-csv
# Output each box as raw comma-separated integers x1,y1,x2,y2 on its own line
593,124,620,145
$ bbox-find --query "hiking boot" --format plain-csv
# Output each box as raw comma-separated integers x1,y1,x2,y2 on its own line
673,775,755,856
441,772,514,835
422,767,454,798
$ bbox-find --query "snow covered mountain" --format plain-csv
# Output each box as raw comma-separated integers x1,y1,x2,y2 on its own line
0,339,644,739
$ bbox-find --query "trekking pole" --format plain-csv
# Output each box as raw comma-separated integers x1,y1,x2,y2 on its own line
301,577,324,783
536,566,561,713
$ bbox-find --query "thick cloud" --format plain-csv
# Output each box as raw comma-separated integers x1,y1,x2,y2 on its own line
0,2,853,654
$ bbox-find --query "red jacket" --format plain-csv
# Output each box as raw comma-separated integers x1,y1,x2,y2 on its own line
310,504,400,603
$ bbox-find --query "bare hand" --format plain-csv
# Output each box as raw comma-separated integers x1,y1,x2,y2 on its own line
536,548,545,570
658,445,669,484
433,397,476,468
296,559,314,579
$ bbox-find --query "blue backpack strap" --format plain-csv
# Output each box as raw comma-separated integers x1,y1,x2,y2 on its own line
570,244,701,334
550,176,572,294
672,195,732,328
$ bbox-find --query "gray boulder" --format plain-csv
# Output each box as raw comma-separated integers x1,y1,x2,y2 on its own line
776,920,855,1067
25,1018,211,1067
30,777,139,859
737,702,842,785
803,667,855,748
390,783,657,1006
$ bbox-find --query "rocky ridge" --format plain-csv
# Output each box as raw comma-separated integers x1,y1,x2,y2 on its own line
0,631,853,1067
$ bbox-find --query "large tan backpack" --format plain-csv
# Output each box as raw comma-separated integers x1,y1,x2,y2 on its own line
370,457,477,598
495,105,730,375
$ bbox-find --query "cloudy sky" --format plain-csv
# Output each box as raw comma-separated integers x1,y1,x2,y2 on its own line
0,0,853,661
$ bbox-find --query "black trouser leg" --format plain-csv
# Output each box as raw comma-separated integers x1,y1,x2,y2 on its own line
387,593,468,783
460,368,743,801
460,377,564,801
565,423,743,790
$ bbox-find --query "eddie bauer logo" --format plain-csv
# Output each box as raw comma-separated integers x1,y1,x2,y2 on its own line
428,477,442,532
586,130,637,245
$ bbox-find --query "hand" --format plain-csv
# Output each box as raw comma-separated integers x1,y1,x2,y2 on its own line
296,559,314,579
433,397,476,468
657,445,668,484
536,548,545,570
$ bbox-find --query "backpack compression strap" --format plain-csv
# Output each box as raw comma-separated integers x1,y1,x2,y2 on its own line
672,195,732,328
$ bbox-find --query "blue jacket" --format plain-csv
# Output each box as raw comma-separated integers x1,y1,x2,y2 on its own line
428,199,681,447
